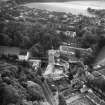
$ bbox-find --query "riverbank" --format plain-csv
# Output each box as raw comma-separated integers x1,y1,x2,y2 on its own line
24,1,105,16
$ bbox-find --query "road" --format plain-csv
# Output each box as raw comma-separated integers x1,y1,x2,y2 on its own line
41,79,57,105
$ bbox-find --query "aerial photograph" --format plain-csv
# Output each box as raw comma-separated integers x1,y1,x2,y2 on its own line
0,0,105,105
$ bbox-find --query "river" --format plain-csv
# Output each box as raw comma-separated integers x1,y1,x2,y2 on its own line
24,1,105,16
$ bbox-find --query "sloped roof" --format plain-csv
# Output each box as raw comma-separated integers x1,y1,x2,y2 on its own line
64,31,76,37
43,64,54,76
59,45,92,54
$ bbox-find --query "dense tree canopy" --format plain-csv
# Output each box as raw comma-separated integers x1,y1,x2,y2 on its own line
1,0,105,60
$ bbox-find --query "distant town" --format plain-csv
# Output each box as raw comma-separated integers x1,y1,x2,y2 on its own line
0,0,105,105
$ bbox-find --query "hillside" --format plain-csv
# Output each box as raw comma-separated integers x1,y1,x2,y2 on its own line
1,0,102,3
1,0,101,1
23,0,100,2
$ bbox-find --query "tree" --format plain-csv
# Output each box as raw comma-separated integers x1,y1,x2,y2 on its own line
21,36,31,49
27,81,44,101
0,33,12,46
75,50,81,59
58,93,67,105
81,29,100,48
29,43,44,57
0,83,21,105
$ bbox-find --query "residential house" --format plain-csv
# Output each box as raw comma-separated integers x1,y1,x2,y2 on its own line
48,49,60,64
59,45,92,56
29,59,41,70
64,31,76,38
89,70,105,97
48,49,55,64
64,31,77,45
59,45,76,55
18,51,30,61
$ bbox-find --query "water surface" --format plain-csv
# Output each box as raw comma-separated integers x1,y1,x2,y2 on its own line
25,1,105,16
